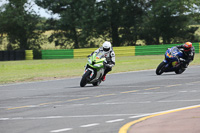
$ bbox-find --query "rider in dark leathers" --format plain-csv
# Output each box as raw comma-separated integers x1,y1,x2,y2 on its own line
176,42,195,68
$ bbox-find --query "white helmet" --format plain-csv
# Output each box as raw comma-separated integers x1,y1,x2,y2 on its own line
102,41,111,52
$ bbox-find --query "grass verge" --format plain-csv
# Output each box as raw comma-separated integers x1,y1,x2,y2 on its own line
0,54,199,84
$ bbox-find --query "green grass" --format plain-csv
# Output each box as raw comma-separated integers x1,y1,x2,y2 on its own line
0,54,200,84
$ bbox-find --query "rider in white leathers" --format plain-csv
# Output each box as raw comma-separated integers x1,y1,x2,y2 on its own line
90,41,115,81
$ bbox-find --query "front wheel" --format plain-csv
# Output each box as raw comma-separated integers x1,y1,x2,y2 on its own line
156,62,167,75
80,71,91,87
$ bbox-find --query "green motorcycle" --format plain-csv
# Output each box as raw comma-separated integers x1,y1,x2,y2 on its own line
80,52,106,87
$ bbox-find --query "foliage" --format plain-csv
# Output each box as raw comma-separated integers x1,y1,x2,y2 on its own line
0,0,43,50
140,0,200,45
36,0,96,48
1,0,200,50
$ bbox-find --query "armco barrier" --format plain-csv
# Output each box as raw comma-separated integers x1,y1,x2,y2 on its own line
1,43,196,61
42,49,73,59
73,46,135,58
74,48,97,58
199,42,200,53
135,44,177,55
135,43,199,55
41,43,199,59
113,46,135,56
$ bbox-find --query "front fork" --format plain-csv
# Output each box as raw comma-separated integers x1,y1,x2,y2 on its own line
163,59,172,71
84,65,94,79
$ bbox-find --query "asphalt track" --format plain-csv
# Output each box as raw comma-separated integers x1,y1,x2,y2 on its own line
0,66,200,133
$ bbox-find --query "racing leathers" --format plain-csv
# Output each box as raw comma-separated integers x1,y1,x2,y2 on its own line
176,45,195,68
93,46,115,77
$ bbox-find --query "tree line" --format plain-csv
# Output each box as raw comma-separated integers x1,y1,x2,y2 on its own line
0,0,200,50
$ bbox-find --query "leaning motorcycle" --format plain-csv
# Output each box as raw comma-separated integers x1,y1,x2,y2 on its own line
156,47,186,75
80,52,106,87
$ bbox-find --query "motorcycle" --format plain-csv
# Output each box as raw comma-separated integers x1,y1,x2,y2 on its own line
156,47,186,75
80,52,106,87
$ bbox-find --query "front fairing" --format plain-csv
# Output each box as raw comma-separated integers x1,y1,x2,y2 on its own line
87,53,105,70
163,47,183,71
165,48,178,61
84,53,105,83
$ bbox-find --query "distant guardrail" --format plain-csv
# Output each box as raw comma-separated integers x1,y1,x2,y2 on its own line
135,43,199,55
41,42,199,59
42,49,73,59
0,43,199,61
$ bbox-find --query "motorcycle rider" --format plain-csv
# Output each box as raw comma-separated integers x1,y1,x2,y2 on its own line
89,41,115,81
176,42,195,68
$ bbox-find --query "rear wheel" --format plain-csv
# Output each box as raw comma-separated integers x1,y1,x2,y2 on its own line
175,68,185,74
156,62,166,75
80,71,91,87
92,80,101,86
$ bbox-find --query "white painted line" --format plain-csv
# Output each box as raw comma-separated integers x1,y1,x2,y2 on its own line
158,99,200,103
129,114,152,119
50,128,72,132
80,123,99,128
129,104,200,119
0,118,9,120
106,119,124,123
0,114,140,121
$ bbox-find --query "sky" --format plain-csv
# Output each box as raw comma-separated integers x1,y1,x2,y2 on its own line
0,0,59,19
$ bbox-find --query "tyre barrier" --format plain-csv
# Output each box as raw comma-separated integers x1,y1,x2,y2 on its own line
25,50,33,60
0,50,32,61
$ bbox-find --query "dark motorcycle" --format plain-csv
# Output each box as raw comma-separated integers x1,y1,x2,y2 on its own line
156,47,186,75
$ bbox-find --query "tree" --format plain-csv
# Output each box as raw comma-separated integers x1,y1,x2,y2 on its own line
140,0,199,45
119,0,145,46
0,0,43,50
36,0,96,48
94,0,121,46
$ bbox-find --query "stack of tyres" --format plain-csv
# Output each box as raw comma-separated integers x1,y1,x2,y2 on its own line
15,50,25,60
3,51,9,61
9,51,15,60
25,50,33,60
0,50,25,61
0,51,3,61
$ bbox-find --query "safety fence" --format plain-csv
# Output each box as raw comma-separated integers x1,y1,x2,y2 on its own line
42,49,73,59
135,43,199,55
41,43,199,59
0,43,199,61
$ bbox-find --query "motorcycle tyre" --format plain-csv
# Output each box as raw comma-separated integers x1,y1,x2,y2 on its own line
175,68,185,74
80,70,91,87
92,80,101,86
156,61,166,75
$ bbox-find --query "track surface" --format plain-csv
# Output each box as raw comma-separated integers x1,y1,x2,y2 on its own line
0,66,200,133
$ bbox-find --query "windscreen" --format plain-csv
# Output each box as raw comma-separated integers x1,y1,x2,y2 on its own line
170,47,179,57
96,51,104,59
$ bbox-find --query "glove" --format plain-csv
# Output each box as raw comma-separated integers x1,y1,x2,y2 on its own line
105,64,114,68
179,58,185,62
87,52,94,57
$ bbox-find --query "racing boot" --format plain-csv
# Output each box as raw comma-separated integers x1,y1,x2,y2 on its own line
102,75,106,81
